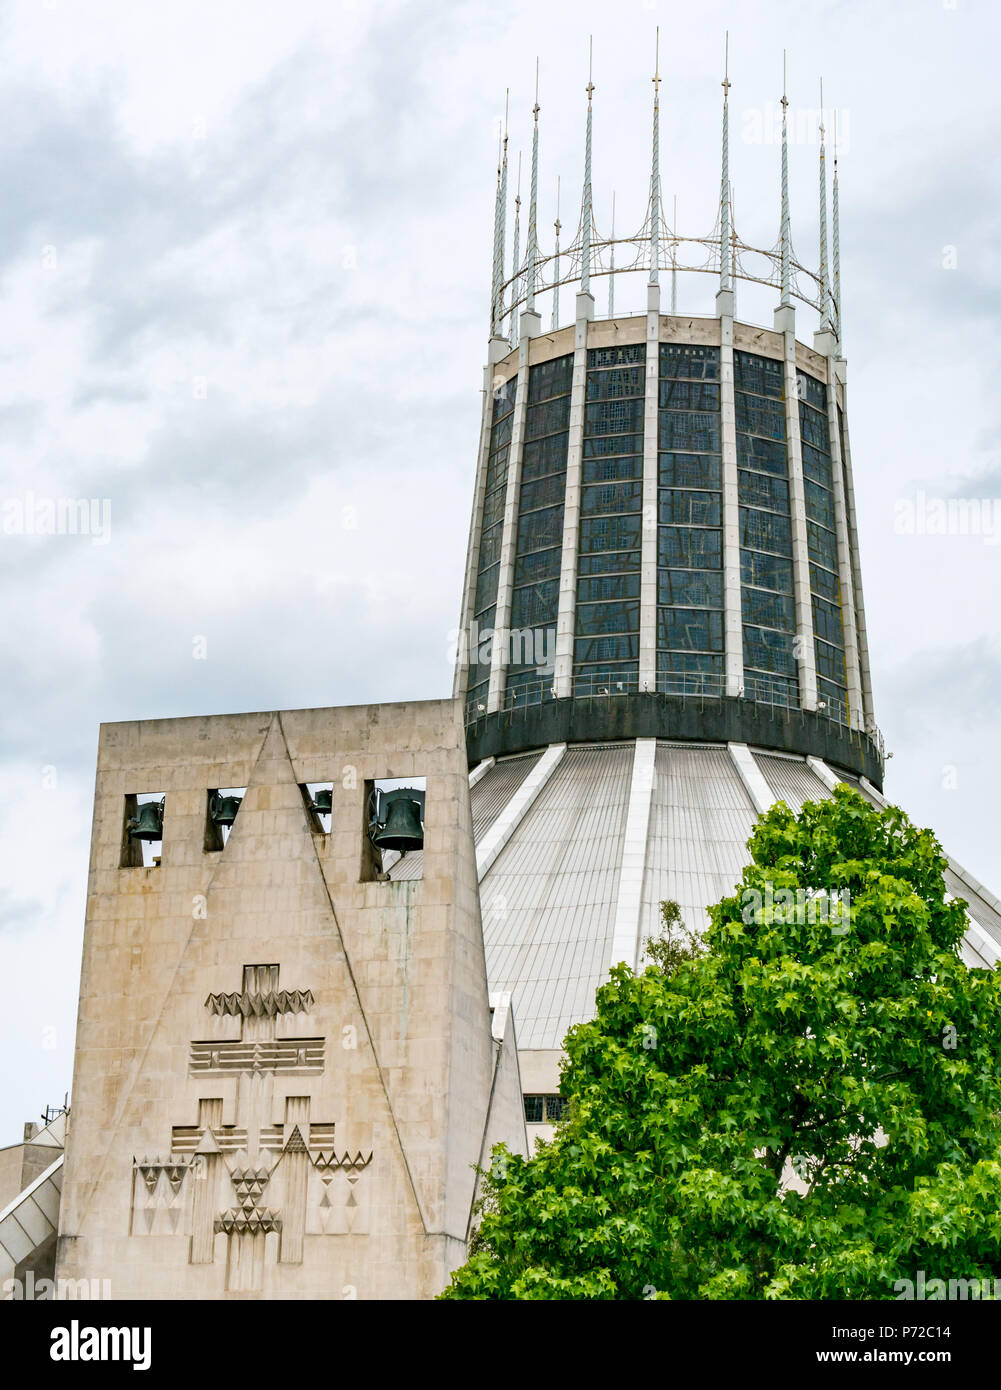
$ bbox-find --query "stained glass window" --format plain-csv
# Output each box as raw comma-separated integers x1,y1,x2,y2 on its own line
573,346,645,688
735,351,799,709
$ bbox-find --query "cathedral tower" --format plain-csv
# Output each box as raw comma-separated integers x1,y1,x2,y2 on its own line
434,50,1001,1134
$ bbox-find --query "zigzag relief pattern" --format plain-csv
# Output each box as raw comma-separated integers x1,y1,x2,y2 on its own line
213,1162,282,1239
230,1165,273,1199
215,1208,283,1235
130,1161,191,1237
130,1145,375,1239
205,989,315,1019
312,1151,373,1175
135,1160,193,1193
308,1158,372,1236
131,1107,375,1278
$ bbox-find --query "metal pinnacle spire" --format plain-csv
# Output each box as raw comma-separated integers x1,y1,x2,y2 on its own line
581,36,594,298
649,27,661,287
832,108,841,342
511,150,522,347
527,60,540,316
490,92,509,336
671,193,678,314
609,190,616,317
818,78,831,331
552,176,561,330
780,52,791,308
720,32,732,292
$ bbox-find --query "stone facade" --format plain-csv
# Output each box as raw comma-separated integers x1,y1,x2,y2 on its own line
55,698,526,1299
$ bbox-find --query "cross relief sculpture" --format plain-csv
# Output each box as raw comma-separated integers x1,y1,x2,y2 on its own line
130,963,373,1292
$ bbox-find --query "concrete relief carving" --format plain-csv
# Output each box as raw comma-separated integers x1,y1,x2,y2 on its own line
128,964,372,1290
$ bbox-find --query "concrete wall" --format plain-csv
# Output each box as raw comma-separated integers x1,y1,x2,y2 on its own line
519,1049,564,1149
57,698,523,1299
0,1146,25,1214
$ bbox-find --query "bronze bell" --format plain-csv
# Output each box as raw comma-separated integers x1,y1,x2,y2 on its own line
310,788,333,815
372,789,425,853
128,798,164,842
209,792,243,828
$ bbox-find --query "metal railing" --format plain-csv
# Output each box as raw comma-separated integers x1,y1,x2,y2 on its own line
464,671,884,763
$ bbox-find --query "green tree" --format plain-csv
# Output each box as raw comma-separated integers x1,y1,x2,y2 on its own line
442,786,1001,1299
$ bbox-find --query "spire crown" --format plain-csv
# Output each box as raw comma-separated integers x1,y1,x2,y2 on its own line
482,52,845,341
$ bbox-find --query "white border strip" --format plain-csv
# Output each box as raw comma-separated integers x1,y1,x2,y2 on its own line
728,742,775,816
468,757,495,789
806,756,841,792
476,743,566,880
609,738,658,970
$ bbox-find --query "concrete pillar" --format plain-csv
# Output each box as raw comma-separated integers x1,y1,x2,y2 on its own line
454,336,512,703
553,292,594,697
190,1097,223,1265
816,329,863,730
639,285,660,692
488,313,541,711
836,368,877,733
718,288,743,697
775,303,819,711
278,1096,310,1265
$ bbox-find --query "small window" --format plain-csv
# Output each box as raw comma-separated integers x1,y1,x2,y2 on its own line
523,1095,544,1124
363,777,426,882
121,793,165,868
301,782,333,834
523,1094,567,1124
204,787,246,852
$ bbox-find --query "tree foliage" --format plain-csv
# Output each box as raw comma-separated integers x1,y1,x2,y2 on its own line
642,897,705,978
442,787,1001,1299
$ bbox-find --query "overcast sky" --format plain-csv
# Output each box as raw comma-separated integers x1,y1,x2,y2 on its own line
0,0,998,1142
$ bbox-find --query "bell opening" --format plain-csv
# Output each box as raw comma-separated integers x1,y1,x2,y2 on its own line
301,782,334,835
204,787,246,852
121,793,165,869
363,777,426,882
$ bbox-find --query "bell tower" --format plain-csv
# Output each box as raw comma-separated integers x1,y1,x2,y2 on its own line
57,701,527,1298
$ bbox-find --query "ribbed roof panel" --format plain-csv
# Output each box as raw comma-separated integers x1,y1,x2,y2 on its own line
754,752,832,810
639,743,758,944
481,744,633,1050
399,738,1000,1049
471,751,542,841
